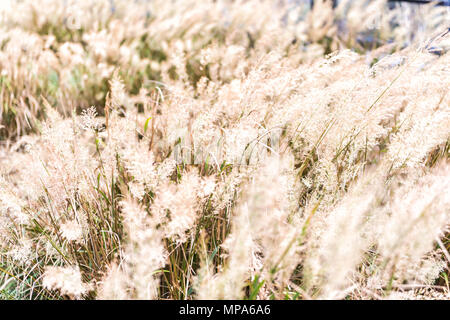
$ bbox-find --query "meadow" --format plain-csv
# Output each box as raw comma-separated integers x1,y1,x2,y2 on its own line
0,0,449,300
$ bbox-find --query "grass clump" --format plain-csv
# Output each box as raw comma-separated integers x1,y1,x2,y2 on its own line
0,0,449,300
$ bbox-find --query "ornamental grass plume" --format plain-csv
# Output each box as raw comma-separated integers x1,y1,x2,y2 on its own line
42,265,91,299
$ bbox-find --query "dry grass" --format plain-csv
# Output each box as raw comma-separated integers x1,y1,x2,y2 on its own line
0,0,449,300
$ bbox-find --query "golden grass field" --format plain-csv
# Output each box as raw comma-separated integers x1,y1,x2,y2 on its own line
0,0,449,300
